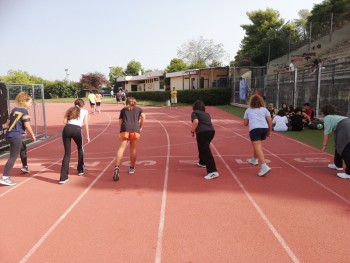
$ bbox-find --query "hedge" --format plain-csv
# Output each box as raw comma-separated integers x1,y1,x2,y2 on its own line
127,88,232,106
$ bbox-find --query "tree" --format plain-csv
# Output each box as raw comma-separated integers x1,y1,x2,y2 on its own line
80,72,109,90
234,9,297,66
308,0,350,37
0,70,48,84
189,59,207,69
124,60,143,76
294,9,311,40
166,58,188,73
177,36,228,66
109,66,124,86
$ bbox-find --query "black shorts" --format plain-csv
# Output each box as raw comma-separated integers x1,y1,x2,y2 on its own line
249,128,268,141
89,101,96,106
96,102,101,106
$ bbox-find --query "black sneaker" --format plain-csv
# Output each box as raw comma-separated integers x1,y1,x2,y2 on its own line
113,166,120,181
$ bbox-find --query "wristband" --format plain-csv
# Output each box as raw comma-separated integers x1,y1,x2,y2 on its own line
323,144,327,147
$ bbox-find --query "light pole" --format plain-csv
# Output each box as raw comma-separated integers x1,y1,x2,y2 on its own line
65,68,69,81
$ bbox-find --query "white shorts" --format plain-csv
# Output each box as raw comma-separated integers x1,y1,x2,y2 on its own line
171,98,177,103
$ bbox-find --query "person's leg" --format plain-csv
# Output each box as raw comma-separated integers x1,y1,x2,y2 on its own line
71,126,84,174
2,138,22,177
129,139,139,167
197,131,217,173
342,143,350,175
60,126,72,181
20,141,28,167
334,148,343,168
115,140,129,166
252,141,266,164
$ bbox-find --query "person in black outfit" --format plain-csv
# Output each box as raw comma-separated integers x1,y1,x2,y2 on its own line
191,100,219,180
289,107,304,131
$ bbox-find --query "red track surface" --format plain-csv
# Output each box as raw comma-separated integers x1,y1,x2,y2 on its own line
1,103,350,263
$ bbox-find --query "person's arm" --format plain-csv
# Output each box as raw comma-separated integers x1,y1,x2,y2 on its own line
191,119,199,137
321,133,330,152
243,119,249,126
63,117,68,124
139,112,145,130
24,122,36,142
83,114,90,142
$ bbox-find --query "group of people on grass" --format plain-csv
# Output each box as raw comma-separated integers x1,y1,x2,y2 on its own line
267,102,316,132
0,91,349,186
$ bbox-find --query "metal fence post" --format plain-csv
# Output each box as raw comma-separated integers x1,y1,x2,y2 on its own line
293,68,298,108
315,65,322,118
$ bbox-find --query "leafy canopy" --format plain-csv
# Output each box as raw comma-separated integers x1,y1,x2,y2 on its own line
177,36,228,67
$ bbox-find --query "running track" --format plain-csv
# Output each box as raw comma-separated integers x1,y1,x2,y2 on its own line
0,103,349,263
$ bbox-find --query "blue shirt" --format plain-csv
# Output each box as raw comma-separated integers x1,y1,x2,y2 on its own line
244,107,270,131
6,107,30,139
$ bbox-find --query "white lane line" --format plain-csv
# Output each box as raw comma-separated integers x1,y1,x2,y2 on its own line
162,110,300,263
153,116,171,263
19,157,116,263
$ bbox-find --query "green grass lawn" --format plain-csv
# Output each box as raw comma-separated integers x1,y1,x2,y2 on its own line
217,105,334,154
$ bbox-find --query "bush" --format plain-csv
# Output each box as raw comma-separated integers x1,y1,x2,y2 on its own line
127,88,231,105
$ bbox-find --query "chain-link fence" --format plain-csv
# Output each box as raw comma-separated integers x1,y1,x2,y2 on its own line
0,83,47,149
231,62,350,117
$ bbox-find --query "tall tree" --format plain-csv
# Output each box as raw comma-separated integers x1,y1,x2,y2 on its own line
177,36,228,66
166,58,188,73
124,60,143,76
109,66,124,84
234,9,297,66
80,72,109,90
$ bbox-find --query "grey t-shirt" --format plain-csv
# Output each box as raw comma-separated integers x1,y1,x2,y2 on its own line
191,110,214,134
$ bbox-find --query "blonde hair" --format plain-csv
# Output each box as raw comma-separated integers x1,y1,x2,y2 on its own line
15,92,32,108
125,97,137,110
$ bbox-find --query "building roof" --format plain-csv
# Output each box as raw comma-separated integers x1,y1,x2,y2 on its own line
117,70,164,82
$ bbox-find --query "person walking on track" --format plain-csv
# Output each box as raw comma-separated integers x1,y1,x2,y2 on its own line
244,94,273,177
0,92,36,186
191,100,219,180
170,87,177,108
88,91,97,114
95,92,102,113
113,97,145,181
59,99,90,184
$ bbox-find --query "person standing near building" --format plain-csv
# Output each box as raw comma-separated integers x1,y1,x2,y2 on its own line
191,100,219,180
59,99,90,184
87,91,96,114
0,92,36,186
244,94,273,177
170,87,177,108
113,97,145,181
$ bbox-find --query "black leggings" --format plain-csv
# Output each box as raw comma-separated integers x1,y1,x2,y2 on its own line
196,130,217,173
60,124,84,181
3,137,27,177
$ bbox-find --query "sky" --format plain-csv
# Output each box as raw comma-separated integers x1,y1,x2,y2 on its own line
0,0,324,82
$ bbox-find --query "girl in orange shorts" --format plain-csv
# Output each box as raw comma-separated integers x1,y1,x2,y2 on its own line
113,97,145,181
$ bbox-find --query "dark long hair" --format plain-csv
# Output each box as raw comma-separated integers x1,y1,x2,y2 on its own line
192,100,205,112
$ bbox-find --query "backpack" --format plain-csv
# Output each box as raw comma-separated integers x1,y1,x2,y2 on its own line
308,118,324,129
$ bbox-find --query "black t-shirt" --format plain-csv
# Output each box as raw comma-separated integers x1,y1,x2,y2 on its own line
119,106,143,133
191,110,214,134
290,115,303,131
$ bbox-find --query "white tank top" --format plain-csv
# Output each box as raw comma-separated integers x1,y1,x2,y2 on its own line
67,108,88,127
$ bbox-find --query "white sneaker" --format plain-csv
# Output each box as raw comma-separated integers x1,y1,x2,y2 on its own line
0,177,16,186
328,163,343,171
197,163,206,168
247,158,258,165
59,178,69,184
258,166,271,177
20,166,30,173
204,171,219,180
336,173,350,179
